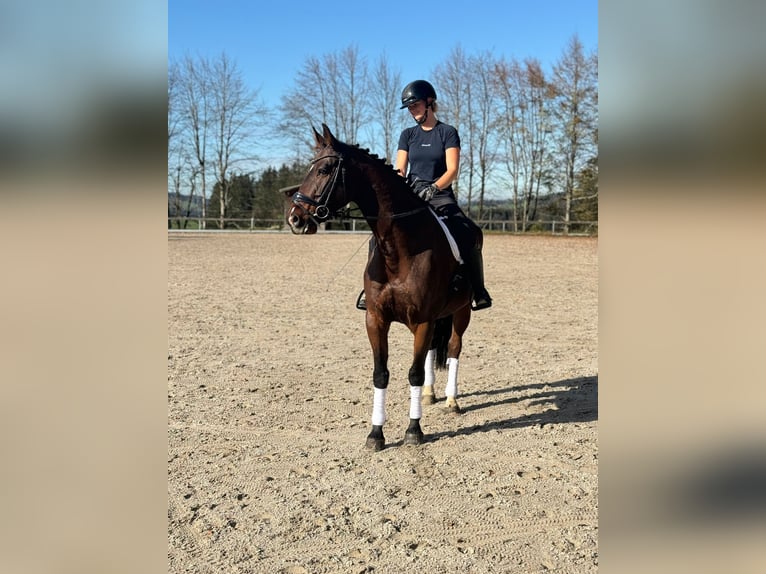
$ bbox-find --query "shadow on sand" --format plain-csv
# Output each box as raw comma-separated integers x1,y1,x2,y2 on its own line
423,375,598,444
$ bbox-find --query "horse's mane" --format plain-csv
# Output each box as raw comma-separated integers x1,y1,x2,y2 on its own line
333,139,424,201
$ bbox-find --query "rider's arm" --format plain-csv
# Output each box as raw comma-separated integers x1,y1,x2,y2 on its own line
395,150,408,178
432,146,460,191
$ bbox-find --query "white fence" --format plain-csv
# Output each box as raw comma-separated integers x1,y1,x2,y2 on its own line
167,217,598,236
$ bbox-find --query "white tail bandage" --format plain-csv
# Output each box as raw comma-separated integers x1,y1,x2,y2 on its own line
445,357,459,398
372,388,387,426
409,386,423,420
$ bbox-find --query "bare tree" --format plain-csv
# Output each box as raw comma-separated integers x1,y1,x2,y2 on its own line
205,52,263,228
435,46,472,208
438,49,501,219
280,54,328,151
368,53,402,163
551,35,598,233
281,45,370,151
495,58,521,231
168,156,201,228
168,61,181,146
496,57,554,231
175,55,211,228
336,45,369,144
168,61,182,228
469,51,501,220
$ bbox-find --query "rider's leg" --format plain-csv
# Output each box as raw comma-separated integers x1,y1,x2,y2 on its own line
437,204,492,311
465,244,492,311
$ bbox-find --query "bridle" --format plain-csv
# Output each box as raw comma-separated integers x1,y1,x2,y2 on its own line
289,150,430,231
290,153,345,227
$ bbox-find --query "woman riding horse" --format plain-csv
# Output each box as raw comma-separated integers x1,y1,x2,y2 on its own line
357,80,492,312
285,123,482,450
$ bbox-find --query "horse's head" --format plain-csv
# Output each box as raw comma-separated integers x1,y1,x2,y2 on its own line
284,124,351,235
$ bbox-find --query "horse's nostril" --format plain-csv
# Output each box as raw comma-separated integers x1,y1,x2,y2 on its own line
288,214,301,227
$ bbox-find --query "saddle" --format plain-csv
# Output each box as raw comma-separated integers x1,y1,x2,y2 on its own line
431,204,479,261
428,209,463,264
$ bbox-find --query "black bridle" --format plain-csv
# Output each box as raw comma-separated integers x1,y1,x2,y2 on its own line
290,153,346,226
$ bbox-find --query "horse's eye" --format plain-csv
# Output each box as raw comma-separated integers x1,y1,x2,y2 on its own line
318,164,333,175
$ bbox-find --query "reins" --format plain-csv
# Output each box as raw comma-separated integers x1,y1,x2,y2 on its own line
324,234,371,292
336,204,430,221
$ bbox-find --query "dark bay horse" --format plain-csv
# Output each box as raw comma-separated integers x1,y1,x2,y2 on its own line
285,124,477,450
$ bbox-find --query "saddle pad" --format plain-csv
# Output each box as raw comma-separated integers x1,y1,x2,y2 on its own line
428,209,463,264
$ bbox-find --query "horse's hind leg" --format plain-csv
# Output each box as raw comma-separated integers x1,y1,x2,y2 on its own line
445,307,471,413
444,359,461,413
423,315,452,404
422,349,437,404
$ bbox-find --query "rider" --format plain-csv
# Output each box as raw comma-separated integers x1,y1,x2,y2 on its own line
356,79,492,312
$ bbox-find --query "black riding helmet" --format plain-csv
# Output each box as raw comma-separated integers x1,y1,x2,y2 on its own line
400,80,437,109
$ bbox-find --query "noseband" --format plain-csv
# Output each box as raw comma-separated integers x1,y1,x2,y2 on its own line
290,153,345,225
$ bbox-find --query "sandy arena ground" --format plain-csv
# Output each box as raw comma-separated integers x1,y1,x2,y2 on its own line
168,232,598,573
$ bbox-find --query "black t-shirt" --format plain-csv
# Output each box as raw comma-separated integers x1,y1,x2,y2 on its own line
398,121,461,204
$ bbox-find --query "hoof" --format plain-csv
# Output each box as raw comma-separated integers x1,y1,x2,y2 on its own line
403,431,424,446
365,436,385,451
423,393,437,405
445,399,463,414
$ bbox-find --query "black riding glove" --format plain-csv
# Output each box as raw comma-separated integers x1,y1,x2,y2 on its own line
418,184,440,202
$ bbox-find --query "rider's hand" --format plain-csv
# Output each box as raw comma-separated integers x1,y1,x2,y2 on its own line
418,184,440,202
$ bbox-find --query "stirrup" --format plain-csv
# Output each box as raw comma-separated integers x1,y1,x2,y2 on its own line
355,290,367,310
471,292,492,311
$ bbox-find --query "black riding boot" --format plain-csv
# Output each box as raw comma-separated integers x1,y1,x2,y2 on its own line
466,246,492,311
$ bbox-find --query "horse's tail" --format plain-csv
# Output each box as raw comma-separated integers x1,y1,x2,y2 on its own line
431,315,453,370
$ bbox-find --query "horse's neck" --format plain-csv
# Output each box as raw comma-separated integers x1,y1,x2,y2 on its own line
354,169,420,231
354,170,437,262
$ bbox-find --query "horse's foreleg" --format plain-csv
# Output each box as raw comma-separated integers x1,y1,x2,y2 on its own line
403,384,424,446
404,361,425,446
403,323,434,446
366,319,390,451
366,367,389,451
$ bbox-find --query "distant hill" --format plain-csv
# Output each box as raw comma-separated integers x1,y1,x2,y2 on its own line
168,193,205,217
458,192,568,221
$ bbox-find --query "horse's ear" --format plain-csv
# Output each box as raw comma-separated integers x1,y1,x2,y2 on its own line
322,123,337,146
312,125,324,147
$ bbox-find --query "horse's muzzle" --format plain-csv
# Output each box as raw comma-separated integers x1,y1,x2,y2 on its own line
287,211,303,233
287,207,317,235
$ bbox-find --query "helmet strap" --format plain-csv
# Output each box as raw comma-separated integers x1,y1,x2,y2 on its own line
416,107,429,125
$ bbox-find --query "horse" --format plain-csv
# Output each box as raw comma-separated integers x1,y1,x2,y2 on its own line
284,123,478,450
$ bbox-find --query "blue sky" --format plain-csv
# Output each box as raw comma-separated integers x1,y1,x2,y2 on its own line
169,0,598,114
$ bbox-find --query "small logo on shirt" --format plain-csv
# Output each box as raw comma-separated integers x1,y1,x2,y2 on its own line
420,143,431,147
